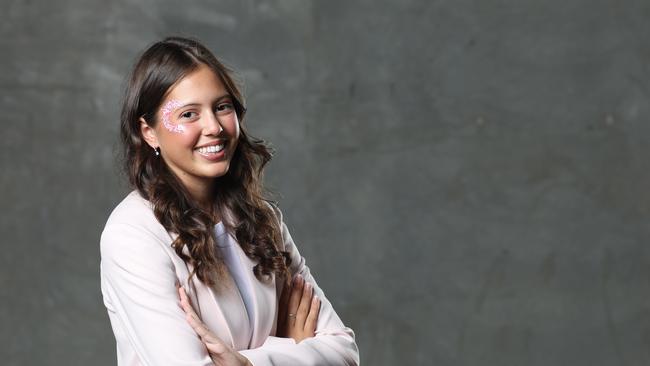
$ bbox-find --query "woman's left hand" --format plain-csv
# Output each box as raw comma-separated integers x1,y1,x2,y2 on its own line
178,287,252,366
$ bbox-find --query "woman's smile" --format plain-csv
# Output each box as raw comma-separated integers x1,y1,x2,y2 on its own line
195,139,228,161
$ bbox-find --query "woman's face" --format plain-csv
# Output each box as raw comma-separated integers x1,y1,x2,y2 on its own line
141,63,240,194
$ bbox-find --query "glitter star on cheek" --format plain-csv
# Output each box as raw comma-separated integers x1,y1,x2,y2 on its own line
160,100,186,133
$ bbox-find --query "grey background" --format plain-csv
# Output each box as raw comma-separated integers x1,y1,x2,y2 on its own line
2,0,650,365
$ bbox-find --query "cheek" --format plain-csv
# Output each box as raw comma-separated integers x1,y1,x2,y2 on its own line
160,124,201,149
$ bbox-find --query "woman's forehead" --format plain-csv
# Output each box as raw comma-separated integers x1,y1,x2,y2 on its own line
163,65,229,106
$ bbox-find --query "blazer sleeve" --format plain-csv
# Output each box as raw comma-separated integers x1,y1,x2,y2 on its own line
100,222,213,366
239,206,360,366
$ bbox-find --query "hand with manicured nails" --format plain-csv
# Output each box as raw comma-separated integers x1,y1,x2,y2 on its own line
178,287,253,366
276,274,321,343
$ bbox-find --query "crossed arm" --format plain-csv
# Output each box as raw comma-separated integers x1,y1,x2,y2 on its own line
178,274,321,366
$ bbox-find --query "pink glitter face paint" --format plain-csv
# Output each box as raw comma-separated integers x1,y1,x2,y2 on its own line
160,99,186,133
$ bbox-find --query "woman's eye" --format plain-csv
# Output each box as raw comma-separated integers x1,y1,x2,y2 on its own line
216,103,234,113
180,111,197,119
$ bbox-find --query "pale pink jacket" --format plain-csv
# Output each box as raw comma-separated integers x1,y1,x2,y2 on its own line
100,191,360,366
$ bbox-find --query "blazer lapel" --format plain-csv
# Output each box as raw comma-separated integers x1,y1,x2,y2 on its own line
233,244,277,348
181,240,237,348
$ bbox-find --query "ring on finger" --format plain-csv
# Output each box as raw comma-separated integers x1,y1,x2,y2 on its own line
288,313,296,318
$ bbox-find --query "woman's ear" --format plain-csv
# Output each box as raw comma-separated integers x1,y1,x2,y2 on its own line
140,117,159,149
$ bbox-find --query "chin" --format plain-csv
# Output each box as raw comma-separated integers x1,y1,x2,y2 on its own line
202,164,231,179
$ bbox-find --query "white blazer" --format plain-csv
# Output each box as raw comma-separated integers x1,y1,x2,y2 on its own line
100,191,360,365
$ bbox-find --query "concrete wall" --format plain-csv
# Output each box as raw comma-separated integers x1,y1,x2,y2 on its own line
2,0,650,365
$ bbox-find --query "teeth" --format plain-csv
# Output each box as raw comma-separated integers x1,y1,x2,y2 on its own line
198,144,224,154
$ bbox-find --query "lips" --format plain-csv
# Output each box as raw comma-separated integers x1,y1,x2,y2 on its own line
195,140,227,149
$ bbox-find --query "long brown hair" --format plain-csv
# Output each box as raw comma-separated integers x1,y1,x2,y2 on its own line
120,36,290,286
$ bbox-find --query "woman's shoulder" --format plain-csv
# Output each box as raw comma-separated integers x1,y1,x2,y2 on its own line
263,199,283,224
105,190,154,223
100,191,180,277
102,190,167,238
100,190,172,259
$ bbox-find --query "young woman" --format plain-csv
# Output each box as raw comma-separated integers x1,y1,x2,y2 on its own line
100,36,359,366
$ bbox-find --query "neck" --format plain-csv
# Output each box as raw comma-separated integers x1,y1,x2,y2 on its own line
183,178,216,215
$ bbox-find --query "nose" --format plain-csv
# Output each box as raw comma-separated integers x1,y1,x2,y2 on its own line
202,110,223,135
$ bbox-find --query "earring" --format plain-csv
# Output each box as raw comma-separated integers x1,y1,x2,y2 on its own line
154,147,161,156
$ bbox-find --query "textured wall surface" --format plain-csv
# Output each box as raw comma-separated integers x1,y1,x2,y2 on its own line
2,0,650,365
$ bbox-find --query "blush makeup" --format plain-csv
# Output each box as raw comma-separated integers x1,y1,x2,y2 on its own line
160,99,186,133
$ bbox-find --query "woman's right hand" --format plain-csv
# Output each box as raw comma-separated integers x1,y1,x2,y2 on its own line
179,287,252,366
276,274,321,343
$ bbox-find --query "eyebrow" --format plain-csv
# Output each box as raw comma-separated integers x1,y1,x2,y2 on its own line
173,94,232,110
